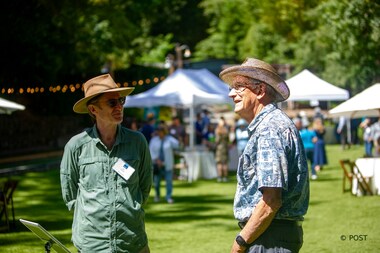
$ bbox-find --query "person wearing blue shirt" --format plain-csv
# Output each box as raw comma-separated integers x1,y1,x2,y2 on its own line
220,58,309,253
294,118,318,180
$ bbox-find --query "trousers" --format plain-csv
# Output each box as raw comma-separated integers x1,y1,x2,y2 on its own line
240,219,303,253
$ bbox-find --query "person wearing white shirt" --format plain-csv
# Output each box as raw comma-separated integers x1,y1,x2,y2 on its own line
149,123,179,203
235,118,249,156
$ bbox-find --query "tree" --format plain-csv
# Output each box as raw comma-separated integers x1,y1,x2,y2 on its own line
0,0,208,87
195,0,380,93
298,0,380,92
195,0,320,64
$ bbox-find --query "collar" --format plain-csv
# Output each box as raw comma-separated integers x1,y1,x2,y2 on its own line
247,103,278,135
91,124,122,146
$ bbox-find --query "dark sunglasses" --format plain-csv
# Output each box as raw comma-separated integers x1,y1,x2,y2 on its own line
104,97,126,108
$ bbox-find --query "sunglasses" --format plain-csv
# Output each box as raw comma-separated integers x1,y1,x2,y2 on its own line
99,97,126,108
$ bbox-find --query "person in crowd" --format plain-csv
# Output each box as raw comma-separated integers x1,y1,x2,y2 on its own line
337,116,350,150
60,74,152,253
313,107,324,122
312,118,327,173
220,58,309,253
371,117,380,157
235,118,249,156
203,123,216,152
169,116,187,148
140,113,156,143
125,117,139,131
350,118,361,145
294,118,318,180
360,117,373,157
201,109,211,136
215,117,230,182
149,122,179,203
195,113,204,145
298,110,310,129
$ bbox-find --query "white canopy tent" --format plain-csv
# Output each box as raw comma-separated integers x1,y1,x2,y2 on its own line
286,69,349,101
124,68,232,148
0,97,25,114
329,83,380,119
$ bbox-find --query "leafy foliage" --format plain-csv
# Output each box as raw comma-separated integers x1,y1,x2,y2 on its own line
0,0,208,86
196,0,380,92
1,0,379,94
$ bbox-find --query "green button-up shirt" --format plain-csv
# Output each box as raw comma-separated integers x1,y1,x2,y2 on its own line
60,125,152,253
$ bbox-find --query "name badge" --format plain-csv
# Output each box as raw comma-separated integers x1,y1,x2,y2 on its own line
112,158,135,181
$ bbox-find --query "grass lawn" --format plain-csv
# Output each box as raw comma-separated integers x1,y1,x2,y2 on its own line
0,144,379,252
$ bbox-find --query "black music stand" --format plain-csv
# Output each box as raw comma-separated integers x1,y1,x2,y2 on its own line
19,219,71,253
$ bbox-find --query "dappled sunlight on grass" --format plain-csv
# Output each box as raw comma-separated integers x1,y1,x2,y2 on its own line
1,145,379,252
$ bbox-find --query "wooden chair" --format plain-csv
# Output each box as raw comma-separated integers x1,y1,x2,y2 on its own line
339,159,354,194
352,161,373,196
0,180,18,231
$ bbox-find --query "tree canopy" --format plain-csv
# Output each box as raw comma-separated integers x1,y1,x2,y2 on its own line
0,0,207,86
0,0,379,94
196,0,380,93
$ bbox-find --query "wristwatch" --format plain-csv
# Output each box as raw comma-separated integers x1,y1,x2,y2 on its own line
235,234,250,248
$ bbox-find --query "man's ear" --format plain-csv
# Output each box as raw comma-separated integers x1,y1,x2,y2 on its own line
256,83,266,99
88,104,96,114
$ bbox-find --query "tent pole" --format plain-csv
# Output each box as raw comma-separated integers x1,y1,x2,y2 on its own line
189,105,195,150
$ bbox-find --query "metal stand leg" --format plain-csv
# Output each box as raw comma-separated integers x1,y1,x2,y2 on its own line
45,241,51,253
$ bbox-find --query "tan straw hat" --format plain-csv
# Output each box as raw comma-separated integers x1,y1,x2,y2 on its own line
219,58,290,102
73,74,134,114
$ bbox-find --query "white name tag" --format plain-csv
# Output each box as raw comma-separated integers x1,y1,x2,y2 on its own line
112,158,135,181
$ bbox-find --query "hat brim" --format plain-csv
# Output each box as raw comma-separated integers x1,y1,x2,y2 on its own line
73,87,134,114
220,66,290,102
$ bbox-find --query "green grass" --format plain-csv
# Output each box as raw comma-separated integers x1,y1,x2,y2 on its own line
1,144,379,252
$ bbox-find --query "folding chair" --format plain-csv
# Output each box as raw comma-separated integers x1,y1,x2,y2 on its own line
0,180,18,231
352,161,373,196
339,159,354,194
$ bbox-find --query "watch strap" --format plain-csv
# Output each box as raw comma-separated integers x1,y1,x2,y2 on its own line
235,234,250,247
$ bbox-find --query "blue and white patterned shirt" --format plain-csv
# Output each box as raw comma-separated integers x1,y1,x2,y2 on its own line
234,103,309,222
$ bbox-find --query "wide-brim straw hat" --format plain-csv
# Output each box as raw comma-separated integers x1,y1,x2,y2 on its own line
73,74,134,114
219,58,290,102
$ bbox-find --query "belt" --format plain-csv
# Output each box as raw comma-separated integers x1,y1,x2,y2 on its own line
238,219,303,229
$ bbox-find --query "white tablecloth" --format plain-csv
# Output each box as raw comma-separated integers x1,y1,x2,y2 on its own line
181,150,217,182
352,158,380,195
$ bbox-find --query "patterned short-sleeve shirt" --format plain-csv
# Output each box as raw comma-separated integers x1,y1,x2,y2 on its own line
234,103,309,222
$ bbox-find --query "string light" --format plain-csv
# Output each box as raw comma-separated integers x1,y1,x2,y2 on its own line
0,76,167,95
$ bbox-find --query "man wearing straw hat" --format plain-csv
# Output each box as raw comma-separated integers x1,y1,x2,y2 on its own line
220,58,309,253
60,74,152,253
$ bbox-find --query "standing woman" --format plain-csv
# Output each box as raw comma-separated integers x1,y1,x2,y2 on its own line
149,123,179,203
313,118,328,172
215,117,230,182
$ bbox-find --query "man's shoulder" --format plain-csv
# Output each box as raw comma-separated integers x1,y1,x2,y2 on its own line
120,127,147,142
261,109,293,130
64,128,93,150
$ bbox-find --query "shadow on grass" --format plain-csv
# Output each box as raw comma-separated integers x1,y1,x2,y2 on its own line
145,194,233,224
1,169,73,235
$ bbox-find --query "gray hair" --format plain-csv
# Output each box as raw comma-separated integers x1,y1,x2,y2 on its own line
247,78,277,102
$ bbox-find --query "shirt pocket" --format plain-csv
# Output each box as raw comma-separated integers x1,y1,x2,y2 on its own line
237,154,256,186
117,159,140,186
78,156,108,191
